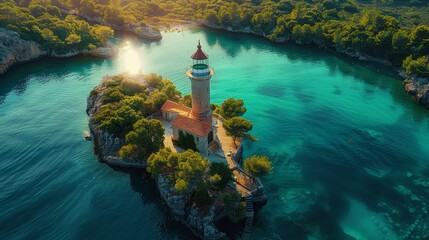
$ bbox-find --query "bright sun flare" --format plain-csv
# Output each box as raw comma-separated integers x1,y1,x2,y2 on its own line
118,41,141,74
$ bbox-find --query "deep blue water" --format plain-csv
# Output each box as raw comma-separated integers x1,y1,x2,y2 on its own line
1,27,429,240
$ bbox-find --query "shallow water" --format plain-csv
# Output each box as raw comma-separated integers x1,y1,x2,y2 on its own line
1,27,428,239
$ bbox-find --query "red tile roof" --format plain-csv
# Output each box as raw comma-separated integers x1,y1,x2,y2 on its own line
191,41,208,60
161,100,191,113
172,115,212,137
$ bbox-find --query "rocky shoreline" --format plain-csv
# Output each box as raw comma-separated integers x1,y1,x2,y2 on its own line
0,28,119,75
201,22,429,110
86,76,140,166
401,72,429,109
0,28,46,75
2,21,427,110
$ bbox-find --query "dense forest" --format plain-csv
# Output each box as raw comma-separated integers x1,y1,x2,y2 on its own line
1,0,428,75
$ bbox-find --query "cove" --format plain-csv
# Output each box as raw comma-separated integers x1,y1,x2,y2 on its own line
1,27,429,239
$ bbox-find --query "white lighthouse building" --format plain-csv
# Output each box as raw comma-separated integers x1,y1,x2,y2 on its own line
161,41,217,157
187,40,214,120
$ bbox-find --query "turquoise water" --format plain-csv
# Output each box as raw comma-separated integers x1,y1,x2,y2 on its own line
1,27,429,239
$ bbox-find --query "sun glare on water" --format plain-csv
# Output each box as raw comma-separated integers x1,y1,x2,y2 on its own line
117,41,142,74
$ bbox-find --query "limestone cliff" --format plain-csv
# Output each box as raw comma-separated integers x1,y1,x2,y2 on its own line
0,28,119,75
156,175,227,240
86,77,126,159
0,28,46,75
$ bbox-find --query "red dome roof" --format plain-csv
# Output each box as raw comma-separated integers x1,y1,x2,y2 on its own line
191,41,208,60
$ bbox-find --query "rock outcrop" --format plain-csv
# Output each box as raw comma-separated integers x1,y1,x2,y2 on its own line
124,23,162,40
156,175,226,240
402,73,429,109
0,28,46,74
86,77,126,159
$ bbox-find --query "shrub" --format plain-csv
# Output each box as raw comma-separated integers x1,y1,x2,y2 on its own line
244,155,272,177
209,162,232,190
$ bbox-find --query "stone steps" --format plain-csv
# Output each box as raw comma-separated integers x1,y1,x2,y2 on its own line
243,195,254,238
208,141,219,155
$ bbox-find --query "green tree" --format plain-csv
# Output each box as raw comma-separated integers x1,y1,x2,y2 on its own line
192,183,213,208
410,25,429,55
392,30,409,52
147,149,209,193
29,4,46,17
144,73,163,88
119,143,138,159
103,5,125,26
222,191,246,222
101,87,125,104
223,117,255,147
148,91,168,111
174,178,188,193
176,130,197,151
209,162,232,190
65,33,81,44
161,80,181,101
147,148,171,177
244,155,272,177
403,55,429,77
98,104,141,137
125,118,165,158
122,95,147,115
80,0,97,17
46,5,61,17
217,98,247,119
93,25,114,44
120,79,145,96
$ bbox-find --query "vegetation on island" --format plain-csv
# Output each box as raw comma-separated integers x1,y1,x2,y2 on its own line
89,74,270,225
91,73,181,160
148,148,245,222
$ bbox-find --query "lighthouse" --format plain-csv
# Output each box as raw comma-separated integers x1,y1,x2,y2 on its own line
186,41,214,120
160,41,216,157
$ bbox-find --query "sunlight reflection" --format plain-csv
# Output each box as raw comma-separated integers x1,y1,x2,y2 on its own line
117,41,142,74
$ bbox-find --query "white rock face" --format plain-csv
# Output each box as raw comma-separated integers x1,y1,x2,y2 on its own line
403,75,429,109
156,175,187,217
187,207,226,240
0,28,46,74
156,175,226,239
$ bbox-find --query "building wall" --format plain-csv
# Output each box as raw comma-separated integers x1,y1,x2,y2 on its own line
162,110,179,121
195,135,208,157
190,75,212,120
171,127,209,157
172,126,179,140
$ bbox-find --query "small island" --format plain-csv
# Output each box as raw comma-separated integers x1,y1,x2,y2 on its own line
86,43,271,239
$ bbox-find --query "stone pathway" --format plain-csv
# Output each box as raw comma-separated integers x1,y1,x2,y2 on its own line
156,117,185,153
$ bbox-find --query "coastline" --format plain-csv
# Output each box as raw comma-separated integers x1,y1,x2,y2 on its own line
2,23,428,109
0,27,120,75
199,22,429,110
